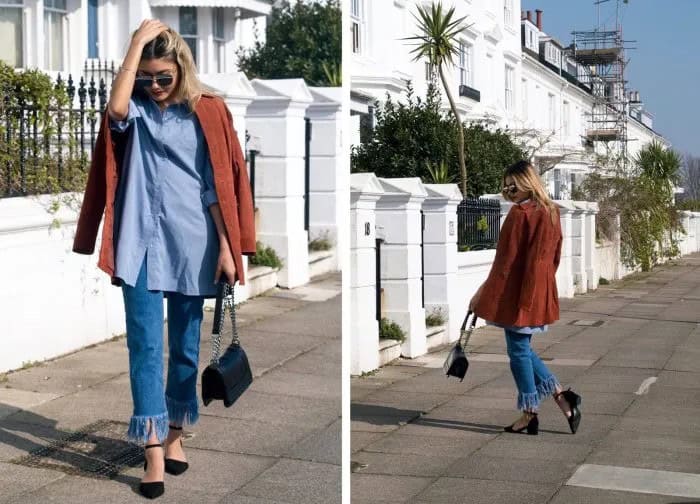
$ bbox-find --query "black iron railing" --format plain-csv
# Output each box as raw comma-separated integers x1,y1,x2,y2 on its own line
1,74,108,198
457,198,501,250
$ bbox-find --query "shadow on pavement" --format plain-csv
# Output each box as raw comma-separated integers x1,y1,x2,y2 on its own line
0,406,144,497
352,404,572,436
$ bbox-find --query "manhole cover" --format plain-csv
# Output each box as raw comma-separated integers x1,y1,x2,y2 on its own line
569,319,605,327
8,420,143,479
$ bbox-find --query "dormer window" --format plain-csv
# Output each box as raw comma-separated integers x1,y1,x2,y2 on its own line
545,42,561,66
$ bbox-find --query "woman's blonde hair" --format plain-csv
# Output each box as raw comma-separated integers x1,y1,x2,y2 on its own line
504,160,558,223
134,27,221,113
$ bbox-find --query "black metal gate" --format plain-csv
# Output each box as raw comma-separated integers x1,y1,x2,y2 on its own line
304,117,312,231
420,210,425,308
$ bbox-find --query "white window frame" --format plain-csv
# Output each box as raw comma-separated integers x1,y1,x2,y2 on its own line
503,0,513,26
548,93,556,131
563,100,570,136
350,0,362,54
179,6,198,64
458,41,473,87
504,65,514,111
521,78,528,120
44,0,67,72
0,0,24,68
212,6,225,73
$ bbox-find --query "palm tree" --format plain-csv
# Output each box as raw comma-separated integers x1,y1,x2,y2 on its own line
405,2,469,196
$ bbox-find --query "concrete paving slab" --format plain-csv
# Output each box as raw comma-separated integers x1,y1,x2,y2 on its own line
413,477,557,504
567,464,700,499
249,369,340,400
359,390,454,414
234,458,340,504
444,454,579,484
352,431,385,453
550,485,700,504
200,391,339,430
654,370,700,389
361,432,490,458
185,412,323,459
282,345,341,378
0,461,66,502
351,473,434,503
4,472,226,503
284,418,341,465
120,448,276,496
596,430,700,457
476,436,592,462
0,389,59,420
570,365,660,393
586,445,700,473
352,451,462,477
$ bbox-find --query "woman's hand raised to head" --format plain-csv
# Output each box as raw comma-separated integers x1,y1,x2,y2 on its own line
108,19,168,121
131,19,169,49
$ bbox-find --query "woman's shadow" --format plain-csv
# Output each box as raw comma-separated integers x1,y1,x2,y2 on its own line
0,405,145,497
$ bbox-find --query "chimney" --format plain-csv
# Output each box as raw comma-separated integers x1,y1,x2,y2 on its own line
535,9,543,30
526,10,532,23
521,10,525,20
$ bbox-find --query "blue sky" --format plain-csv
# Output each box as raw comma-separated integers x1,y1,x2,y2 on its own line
521,0,699,156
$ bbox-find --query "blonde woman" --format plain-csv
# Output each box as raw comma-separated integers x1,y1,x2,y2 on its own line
470,161,581,436
73,20,255,499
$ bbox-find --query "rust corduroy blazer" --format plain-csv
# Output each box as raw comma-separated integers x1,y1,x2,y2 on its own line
72,93,256,286
473,201,562,327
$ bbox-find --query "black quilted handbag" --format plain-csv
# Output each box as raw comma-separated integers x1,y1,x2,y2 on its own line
443,310,477,381
201,281,253,408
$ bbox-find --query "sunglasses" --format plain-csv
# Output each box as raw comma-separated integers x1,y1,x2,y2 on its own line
502,183,518,195
134,74,174,89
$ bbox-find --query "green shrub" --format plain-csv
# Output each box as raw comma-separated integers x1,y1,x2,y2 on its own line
379,318,405,342
476,215,489,233
308,231,333,251
677,199,700,212
425,308,445,327
249,241,283,269
599,277,610,285
351,82,525,197
574,142,683,272
236,0,341,86
0,60,88,196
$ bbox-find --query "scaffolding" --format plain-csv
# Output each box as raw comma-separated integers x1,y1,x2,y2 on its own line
569,0,633,169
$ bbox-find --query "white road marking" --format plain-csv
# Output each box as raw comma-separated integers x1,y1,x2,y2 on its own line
567,464,700,499
635,376,658,395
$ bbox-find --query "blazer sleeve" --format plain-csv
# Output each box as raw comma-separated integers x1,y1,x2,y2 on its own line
72,114,109,254
224,106,256,255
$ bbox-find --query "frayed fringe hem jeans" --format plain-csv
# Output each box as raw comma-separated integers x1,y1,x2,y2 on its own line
504,329,560,412
121,256,204,444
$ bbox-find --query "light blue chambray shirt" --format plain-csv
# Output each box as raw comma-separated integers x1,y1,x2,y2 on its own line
110,91,220,297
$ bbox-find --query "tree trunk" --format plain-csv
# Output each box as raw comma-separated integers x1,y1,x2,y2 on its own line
439,64,467,196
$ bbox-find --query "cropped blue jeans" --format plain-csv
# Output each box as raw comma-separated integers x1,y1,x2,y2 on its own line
504,329,560,411
121,255,204,444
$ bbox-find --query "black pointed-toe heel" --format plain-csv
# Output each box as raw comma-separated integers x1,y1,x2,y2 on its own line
556,388,582,434
164,425,189,476
140,443,165,499
504,412,539,435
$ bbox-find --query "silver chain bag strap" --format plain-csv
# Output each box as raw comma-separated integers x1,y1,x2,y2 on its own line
201,280,253,408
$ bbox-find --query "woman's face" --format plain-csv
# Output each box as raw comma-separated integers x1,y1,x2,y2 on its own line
136,58,179,103
503,176,530,203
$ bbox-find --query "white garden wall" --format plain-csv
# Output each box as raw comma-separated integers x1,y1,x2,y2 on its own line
0,195,125,373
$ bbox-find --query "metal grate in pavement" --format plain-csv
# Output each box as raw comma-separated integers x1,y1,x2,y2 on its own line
8,419,143,479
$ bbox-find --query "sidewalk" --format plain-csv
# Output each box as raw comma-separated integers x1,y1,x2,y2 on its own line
352,255,700,504
0,274,341,504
